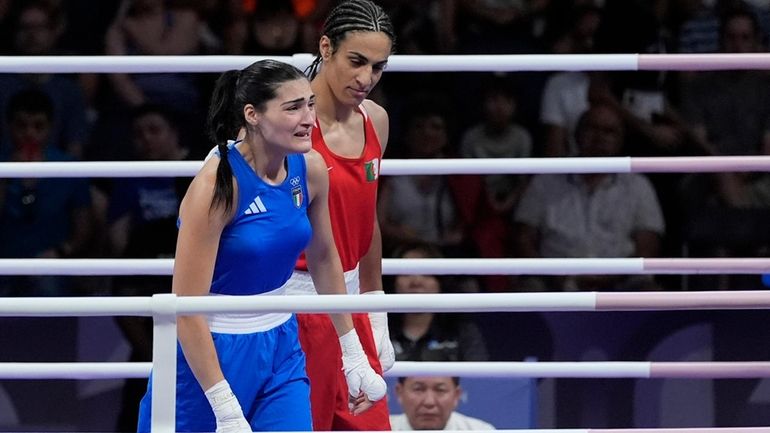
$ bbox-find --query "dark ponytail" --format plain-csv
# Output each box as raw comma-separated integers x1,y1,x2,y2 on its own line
206,69,240,214
205,61,307,214
305,0,395,80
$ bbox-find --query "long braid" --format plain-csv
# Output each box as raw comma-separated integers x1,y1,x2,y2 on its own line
304,56,323,81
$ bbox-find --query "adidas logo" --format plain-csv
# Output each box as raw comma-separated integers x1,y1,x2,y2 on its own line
244,196,267,215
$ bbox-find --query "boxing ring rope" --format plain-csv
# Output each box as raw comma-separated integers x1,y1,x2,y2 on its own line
0,257,767,276
7,291,770,315
1,156,770,178
3,54,770,432
3,291,770,431
3,53,770,73
3,361,770,380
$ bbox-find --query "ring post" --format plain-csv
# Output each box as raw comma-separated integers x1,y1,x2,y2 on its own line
150,293,178,433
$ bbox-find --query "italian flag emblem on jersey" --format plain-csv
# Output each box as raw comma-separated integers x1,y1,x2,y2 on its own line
364,158,379,182
292,186,303,208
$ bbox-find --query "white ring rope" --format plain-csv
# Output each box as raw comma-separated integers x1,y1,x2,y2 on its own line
2,361,769,380
3,53,770,73
0,258,767,276
3,291,770,317
0,54,309,74
2,156,770,178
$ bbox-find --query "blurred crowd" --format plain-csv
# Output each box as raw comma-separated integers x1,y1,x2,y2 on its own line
1,0,769,295
3,0,770,428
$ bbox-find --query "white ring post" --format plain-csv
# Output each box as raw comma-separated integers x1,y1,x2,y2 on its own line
150,294,178,433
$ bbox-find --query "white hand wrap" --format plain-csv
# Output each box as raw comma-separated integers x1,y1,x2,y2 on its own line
339,328,387,402
363,290,395,372
204,380,252,433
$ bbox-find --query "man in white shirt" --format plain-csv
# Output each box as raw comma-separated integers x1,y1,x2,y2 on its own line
390,376,496,430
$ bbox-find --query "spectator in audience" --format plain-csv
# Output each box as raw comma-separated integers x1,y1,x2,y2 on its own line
285,0,335,54
202,0,333,56
682,9,770,160
513,103,665,291
197,0,250,54
381,0,458,54
107,104,190,432
248,0,303,55
0,89,92,296
590,0,688,159
388,243,489,361
104,0,201,110
707,11,770,208
0,1,89,158
540,69,590,157
378,102,468,257
458,75,531,291
547,3,602,56
455,0,547,54
391,376,495,430
539,4,602,157
581,0,692,262
715,147,770,210
92,0,205,160
675,0,721,54
681,8,770,159
460,75,532,217
677,7,770,285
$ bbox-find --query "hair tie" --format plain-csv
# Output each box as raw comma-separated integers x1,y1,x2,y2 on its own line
218,142,229,158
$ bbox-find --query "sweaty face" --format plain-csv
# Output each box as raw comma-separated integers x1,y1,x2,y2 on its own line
254,78,315,153
397,377,461,430
323,31,392,106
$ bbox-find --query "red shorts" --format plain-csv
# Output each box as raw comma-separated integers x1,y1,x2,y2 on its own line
297,313,391,431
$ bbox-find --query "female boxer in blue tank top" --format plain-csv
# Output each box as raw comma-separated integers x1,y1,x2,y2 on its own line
136,60,386,433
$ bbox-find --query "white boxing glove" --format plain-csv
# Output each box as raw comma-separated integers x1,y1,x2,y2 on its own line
339,328,387,403
204,380,252,433
363,290,395,372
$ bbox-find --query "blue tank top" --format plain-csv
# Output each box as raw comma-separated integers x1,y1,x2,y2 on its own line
210,147,312,295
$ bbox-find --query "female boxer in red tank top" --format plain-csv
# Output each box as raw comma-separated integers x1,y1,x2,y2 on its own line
282,0,396,430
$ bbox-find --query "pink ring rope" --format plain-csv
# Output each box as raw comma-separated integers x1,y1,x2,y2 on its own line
3,361,770,380
2,52,770,433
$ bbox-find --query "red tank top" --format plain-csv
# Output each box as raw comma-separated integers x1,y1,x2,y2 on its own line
296,105,382,272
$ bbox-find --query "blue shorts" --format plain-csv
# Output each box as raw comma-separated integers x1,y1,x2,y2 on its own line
137,315,311,432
